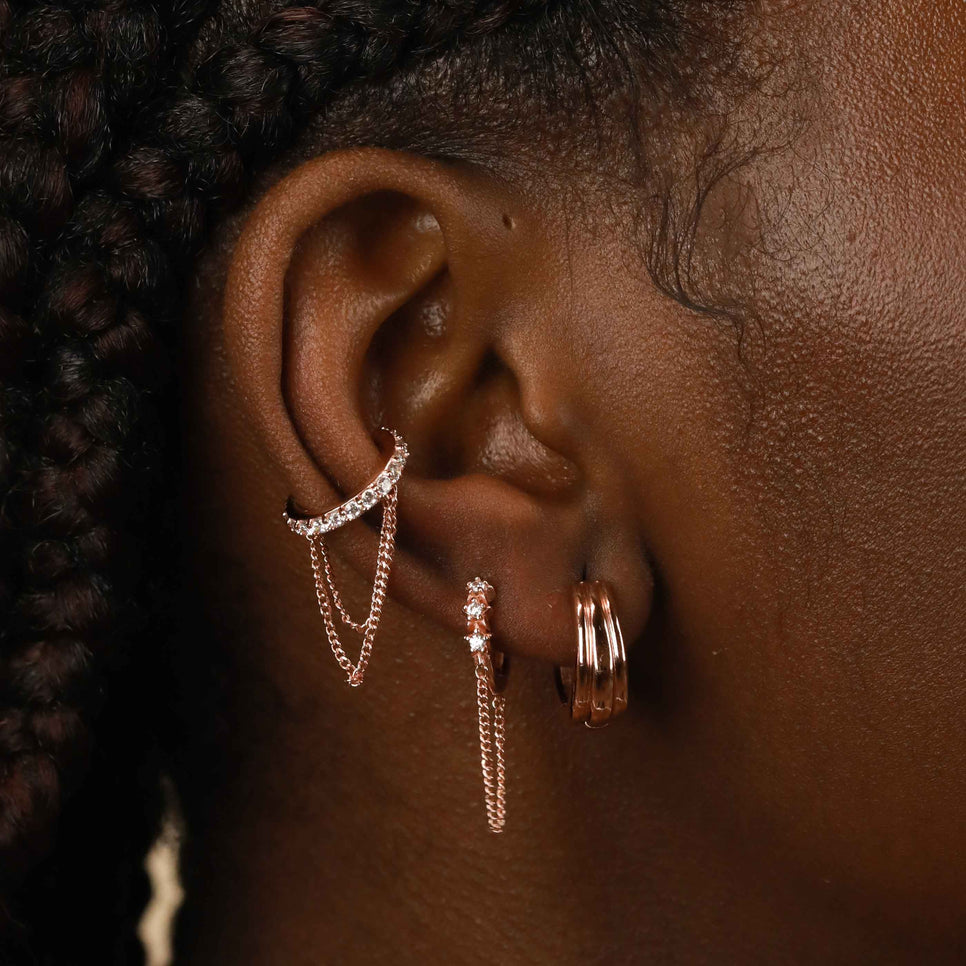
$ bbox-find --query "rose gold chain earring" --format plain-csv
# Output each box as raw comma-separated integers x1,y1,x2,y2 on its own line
464,578,508,833
283,428,408,688
556,580,628,727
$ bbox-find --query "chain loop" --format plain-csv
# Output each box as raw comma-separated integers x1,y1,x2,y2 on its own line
284,429,406,687
308,485,398,687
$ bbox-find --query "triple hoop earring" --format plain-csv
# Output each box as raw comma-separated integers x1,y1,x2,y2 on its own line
465,578,508,833
556,580,628,727
283,428,408,688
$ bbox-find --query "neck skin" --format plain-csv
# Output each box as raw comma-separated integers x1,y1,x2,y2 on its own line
166,566,922,965
169,438,928,966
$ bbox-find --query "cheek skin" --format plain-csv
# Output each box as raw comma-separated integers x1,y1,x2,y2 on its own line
742,0,966,864
553,0,966,933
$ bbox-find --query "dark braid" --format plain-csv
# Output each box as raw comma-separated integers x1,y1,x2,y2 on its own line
0,0,554,917
0,0,212,884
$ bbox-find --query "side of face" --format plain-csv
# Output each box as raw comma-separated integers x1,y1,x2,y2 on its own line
540,0,966,929
188,0,966,944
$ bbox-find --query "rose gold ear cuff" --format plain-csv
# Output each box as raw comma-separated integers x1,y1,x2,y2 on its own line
465,578,507,833
283,428,408,687
557,580,628,727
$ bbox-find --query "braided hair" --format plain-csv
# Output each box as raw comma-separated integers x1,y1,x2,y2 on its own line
0,0,749,957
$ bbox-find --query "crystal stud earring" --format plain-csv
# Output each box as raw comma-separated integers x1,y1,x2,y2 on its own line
283,428,408,687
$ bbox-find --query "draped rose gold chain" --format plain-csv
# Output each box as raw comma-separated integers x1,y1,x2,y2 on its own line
308,485,398,687
283,429,407,686
475,664,507,832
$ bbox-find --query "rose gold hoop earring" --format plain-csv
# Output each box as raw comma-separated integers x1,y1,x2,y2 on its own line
556,580,628,727
283,428,408,688
464,578,508,833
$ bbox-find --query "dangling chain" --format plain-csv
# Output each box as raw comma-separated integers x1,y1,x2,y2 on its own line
283,429,408,688
465,578,507,833
308,486,398,687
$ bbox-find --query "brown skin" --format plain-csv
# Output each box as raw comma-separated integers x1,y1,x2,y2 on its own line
172,2,965,962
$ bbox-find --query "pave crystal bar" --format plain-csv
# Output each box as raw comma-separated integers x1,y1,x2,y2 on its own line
282,428,408,538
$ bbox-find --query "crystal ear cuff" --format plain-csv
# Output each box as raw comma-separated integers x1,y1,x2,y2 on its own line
283,428,408,687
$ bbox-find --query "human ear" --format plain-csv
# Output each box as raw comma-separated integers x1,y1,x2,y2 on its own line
223,147,653,664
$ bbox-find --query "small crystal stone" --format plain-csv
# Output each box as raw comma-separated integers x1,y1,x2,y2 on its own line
464,598,486,619
467,632,489,653
467,578,493,595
